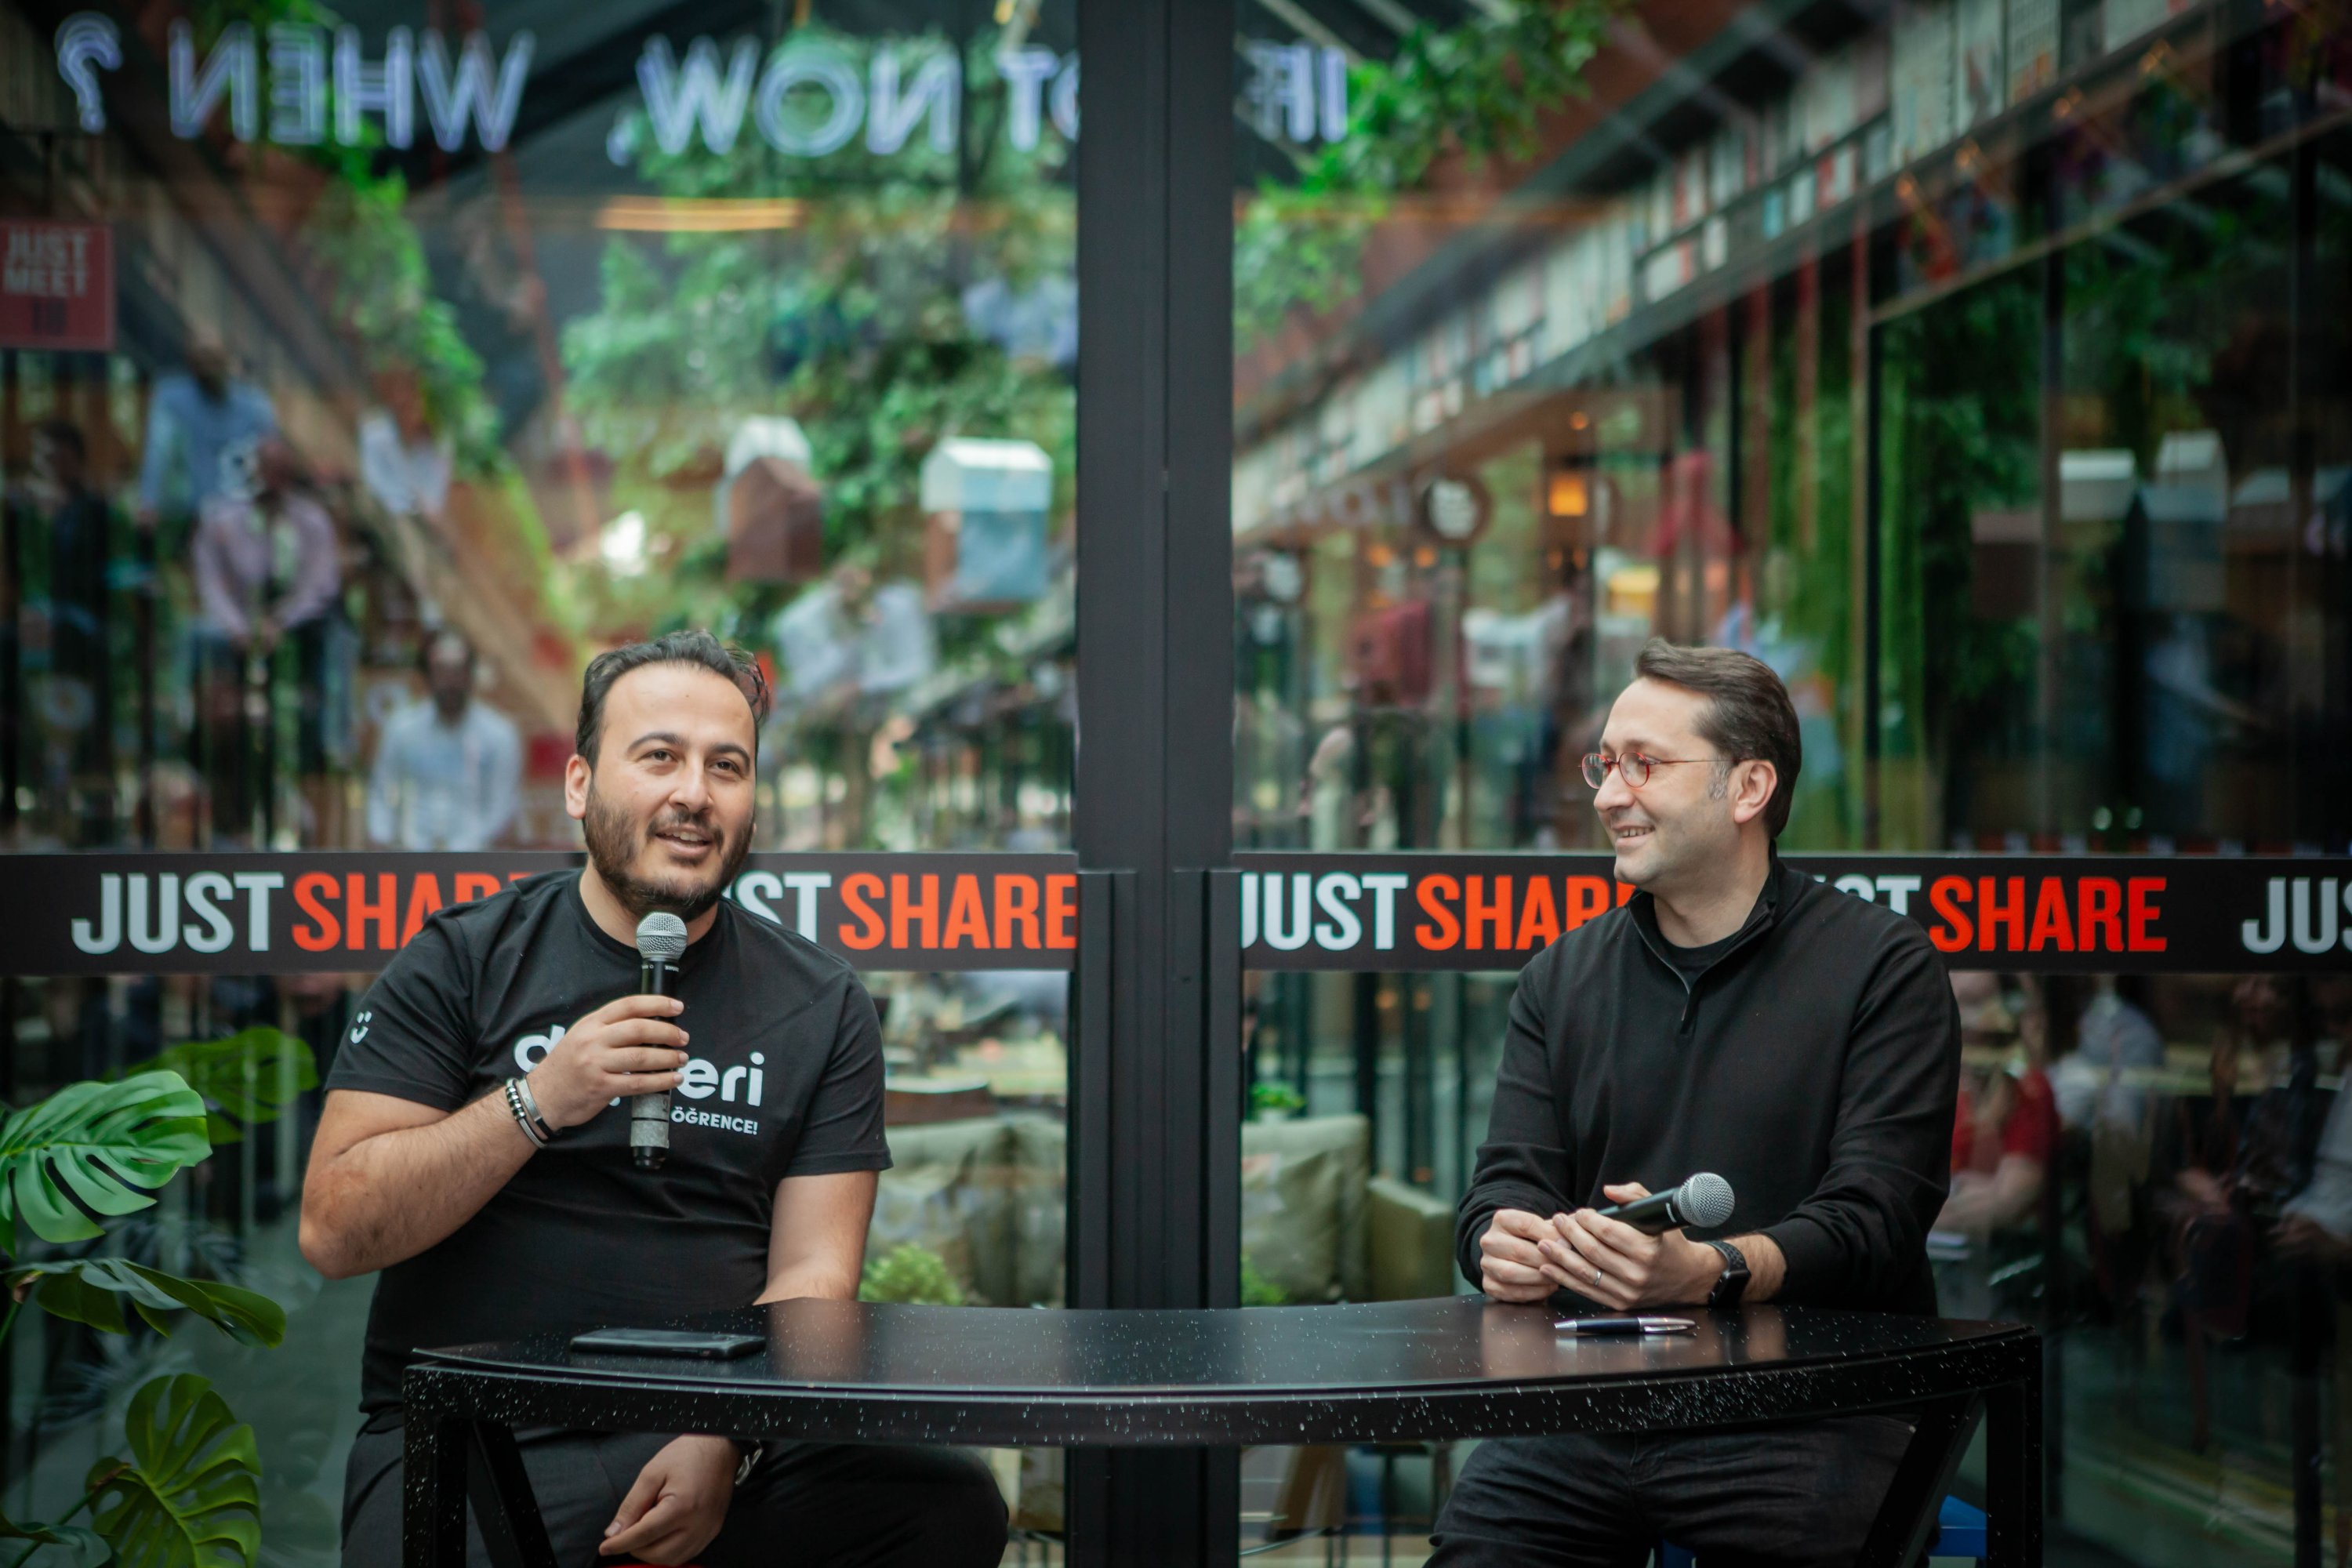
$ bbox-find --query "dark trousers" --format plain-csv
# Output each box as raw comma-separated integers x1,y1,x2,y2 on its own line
1429,1416,1912,1568
341,1423,1009,1568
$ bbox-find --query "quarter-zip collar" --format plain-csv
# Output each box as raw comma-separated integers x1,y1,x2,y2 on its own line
1627,851,1787,1036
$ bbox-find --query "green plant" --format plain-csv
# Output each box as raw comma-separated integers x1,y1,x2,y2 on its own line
180,1,506,477
858,1243,967,1306
1235,1,1624,348
112,1028,317,1149
1249,1082,1305,1118
84,1376,262,1567
563,23,1079,844
1240,1257,1287,1308
0,1034,300,1566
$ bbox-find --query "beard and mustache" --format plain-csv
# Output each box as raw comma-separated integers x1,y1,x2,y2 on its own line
582,782,753,924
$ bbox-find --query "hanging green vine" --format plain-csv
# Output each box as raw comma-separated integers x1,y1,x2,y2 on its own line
187,0,504,475
1234,0,1624,350
562,26,1076,648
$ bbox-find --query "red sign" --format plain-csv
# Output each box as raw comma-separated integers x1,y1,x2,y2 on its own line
0,222,114,351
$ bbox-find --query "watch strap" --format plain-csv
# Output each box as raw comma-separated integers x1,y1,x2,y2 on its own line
1702,1238,1749,1307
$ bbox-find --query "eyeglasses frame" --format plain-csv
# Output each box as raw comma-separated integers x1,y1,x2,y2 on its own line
1580,751,1731,790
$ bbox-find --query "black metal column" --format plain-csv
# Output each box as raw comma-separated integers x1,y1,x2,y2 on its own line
1070,0,1239,1561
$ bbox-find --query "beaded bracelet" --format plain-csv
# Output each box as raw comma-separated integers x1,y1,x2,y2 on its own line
503,1077,550,1149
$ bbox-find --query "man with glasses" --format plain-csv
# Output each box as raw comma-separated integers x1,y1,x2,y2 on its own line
1430,639,1962,1568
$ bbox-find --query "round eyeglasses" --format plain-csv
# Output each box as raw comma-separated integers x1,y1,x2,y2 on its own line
1581,751,1715,789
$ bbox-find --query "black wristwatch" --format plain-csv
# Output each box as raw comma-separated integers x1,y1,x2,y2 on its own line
1701,1239,1750,1308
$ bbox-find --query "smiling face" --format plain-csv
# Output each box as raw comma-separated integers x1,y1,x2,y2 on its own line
564,662,757,923
1592,677,1745,895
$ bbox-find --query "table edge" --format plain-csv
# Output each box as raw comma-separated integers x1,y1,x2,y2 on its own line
401,1328,2043,1446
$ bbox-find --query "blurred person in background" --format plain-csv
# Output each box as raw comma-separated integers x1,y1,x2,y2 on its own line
2226,971,2304,1092
136,330,275,530
1532,554,1596,848
1938,973,2059,1240
190,436,339,844
2167,975,2323,1452
359,367,454,535
2044,976,2168,1341
2049,975,2166,1129
2273,1035,2352,1568
367,630,521,851
2317,975,2352,1075
16,419,115,840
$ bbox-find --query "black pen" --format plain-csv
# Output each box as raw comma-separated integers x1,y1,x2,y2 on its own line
1553,1316,1697,1335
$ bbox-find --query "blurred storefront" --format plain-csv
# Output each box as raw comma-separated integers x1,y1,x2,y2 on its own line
1234,0,2352,862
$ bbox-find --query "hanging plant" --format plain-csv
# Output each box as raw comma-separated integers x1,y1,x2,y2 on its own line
1235,0,1624,350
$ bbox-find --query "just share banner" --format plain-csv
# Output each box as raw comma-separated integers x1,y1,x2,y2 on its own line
1,851,2348,975
1235,852,2352,975
0,853,1080,975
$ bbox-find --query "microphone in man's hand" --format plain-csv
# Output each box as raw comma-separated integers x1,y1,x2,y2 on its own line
632,912,688,1171
1594,1172,1735,1235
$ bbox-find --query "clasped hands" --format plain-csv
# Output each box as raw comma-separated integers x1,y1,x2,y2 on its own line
1479,1183,1719,1310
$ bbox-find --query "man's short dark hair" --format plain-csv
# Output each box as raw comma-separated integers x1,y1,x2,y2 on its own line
575,630,771,766
1632,637,1802,838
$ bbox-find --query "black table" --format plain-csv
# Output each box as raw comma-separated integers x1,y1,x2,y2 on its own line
403,1297,2042,1566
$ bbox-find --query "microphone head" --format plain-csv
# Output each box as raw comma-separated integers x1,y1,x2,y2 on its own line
1678,1172,1736,1229
635,911,688,964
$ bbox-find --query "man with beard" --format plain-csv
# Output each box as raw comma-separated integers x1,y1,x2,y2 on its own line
303,630,1007,1567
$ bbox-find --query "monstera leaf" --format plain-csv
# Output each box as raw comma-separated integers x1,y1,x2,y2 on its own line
87,1375,260,1568
0,1075,209,1253
0,1508,109,1566
125,1031,316,1145
6,1260,285,1348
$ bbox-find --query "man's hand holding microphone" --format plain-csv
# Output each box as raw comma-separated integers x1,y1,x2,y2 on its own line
525,993,691,1133
1478,1174,1741,1311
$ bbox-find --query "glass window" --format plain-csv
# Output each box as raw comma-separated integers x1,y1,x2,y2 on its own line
1234,0,2352,1559
2,1,1074,1559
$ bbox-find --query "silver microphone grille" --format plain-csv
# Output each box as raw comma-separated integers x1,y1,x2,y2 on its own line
635,911,688,964
1679,1172,1736,1229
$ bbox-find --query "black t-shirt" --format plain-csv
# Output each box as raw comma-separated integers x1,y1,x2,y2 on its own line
1660,925,1745,989
325,869,891,1414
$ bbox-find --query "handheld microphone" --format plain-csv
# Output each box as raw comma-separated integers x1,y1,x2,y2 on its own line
632,912,688,1171
1594,1172,1735,1235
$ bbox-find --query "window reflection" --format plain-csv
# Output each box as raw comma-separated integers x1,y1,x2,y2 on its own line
2,11,1076,859
3,2,1076,1560
1235,0,2352,1558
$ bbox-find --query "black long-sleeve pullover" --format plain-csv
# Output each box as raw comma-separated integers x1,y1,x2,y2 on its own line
1456,854,1962,1316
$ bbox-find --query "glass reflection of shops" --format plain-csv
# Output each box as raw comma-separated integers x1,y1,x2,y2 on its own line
1,0,1087,1544
1224,0,2352,1556
1234,16,2352,868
